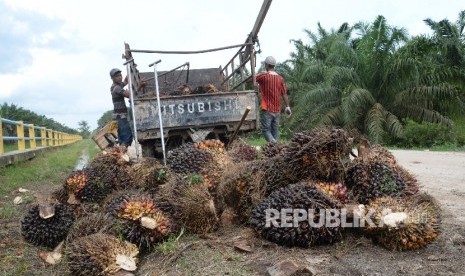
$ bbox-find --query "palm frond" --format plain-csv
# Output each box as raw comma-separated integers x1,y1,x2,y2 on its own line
401,106,453,127
364,103,386,143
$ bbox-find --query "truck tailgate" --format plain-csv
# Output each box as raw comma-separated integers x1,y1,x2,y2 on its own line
134,91,258,134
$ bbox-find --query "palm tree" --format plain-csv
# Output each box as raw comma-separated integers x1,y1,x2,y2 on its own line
280,22,355,131
424,10,465,67
284,16,464,143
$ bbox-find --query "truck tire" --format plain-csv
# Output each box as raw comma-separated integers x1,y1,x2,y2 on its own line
141,141,156,158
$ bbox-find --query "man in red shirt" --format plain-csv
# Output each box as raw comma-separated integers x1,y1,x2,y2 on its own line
255,56,291,142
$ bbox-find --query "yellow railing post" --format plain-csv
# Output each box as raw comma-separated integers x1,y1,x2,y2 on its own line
54,131,58,146
48,129,53,146
41,127,46,147
0,117,3,155
29,124,36,149
17,121,25,151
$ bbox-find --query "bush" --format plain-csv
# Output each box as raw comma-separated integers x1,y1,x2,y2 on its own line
394,120,456,148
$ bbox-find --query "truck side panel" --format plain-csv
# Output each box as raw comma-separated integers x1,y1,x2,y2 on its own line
134,91,258,140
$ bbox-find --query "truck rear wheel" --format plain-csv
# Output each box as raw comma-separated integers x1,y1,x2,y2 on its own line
141,141,156,158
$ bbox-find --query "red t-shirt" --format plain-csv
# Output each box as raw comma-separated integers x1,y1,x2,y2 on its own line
255,71,287,113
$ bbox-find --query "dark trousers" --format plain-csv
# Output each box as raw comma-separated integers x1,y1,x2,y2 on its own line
115,115,133,146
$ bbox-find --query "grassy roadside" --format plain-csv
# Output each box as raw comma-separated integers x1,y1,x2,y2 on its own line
0,139,100,275
0,139,100,196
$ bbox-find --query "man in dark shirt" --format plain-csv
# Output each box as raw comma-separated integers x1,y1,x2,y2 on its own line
109,68,133,148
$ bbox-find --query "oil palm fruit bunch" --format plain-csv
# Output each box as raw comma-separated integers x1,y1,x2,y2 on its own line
261,141,286,158
368,145,419,197
155,176,219,234
72,202,101,218
108,192,176,250
345,159,406,204
21,203,75,248
194,139,225,153
198,141,233,191
283,127,352,181
66,212,116,243
228,142,258,163
92,146,131,166
167,143,213,174
87,147,133,190
363,193,441,251
205,83,219,93
219,155,309,222
51,187,69,204
174,84,192,95
64,168,113,203
250,182,342,247
129,158,172,193
217,160,267,222
66,233,139,275
314,181,348,203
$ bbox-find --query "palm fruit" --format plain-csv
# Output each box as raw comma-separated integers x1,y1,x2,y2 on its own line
217,159,268,222
167,143,213,174
64,168,113,203
313,181,348,203
193,139,225,153
155,175,219,234
345,158,407,204
250,183,342,247
66,212,116,243
194,140,233,191
73,202,101,218
261,141,286,158
21,203,75,248
51,187,69,204
66,233,139,275
173,84,192,95
283,127,353,181
205,83,218,93
108,192,176,250
363,193,441,250
87,146,133,190
227,142,258,163
368,145,419,197
129,157,172,193
218,127,353,222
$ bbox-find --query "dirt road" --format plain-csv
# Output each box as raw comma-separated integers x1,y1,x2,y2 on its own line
391,150,465,223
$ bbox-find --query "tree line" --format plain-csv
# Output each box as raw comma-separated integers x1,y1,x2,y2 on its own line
0,102,80,138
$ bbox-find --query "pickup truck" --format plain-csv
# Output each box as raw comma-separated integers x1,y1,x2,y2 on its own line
123,43,260,157
121,0,272,157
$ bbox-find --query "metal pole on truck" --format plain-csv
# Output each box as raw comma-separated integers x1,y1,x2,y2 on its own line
124,58,140,161
149,59,166,165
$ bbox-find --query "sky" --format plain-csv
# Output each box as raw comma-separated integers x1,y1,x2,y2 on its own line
0,0,463,130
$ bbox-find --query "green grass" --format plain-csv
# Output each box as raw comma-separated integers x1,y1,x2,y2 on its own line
156,228,185,255
0,203,17,219
1,140,51,154
0,139,100,196
241,130,287,147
